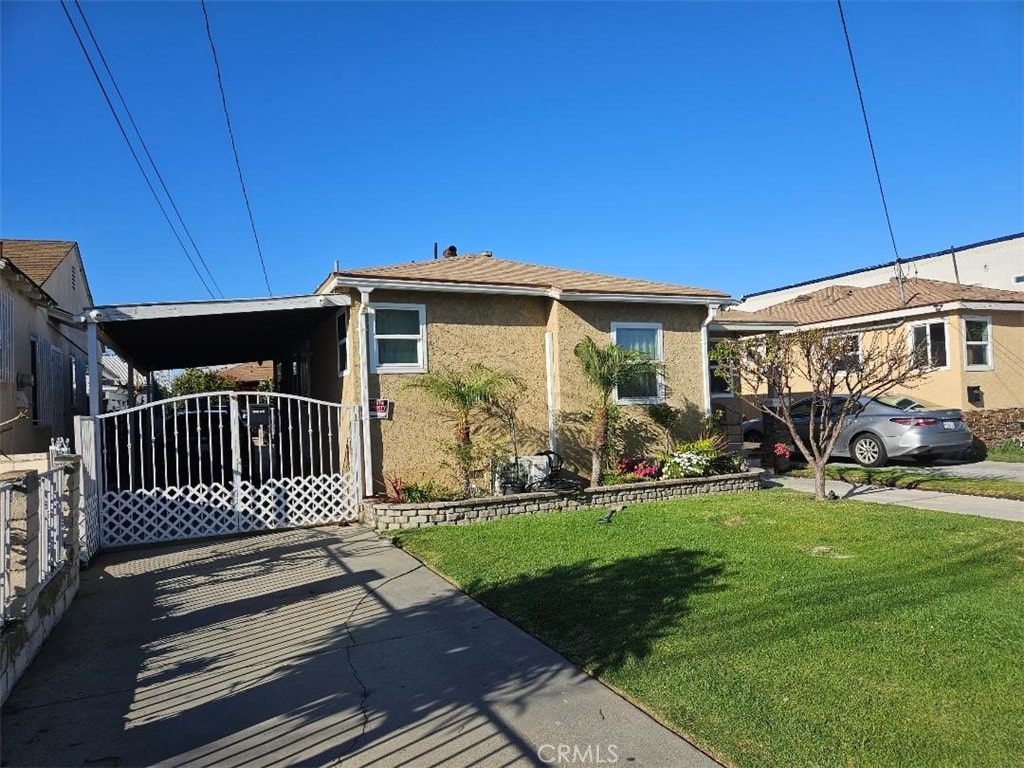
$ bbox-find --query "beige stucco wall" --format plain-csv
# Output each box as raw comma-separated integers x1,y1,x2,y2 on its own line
549,301,708,470
319,286,712,493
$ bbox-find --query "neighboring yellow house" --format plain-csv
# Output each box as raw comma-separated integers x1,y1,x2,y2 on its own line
1,240,98,455
310,249,739,494
724,277,1024,411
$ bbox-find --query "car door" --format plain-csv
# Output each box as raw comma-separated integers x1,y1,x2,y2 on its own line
831,396,862,455
787,399,813,445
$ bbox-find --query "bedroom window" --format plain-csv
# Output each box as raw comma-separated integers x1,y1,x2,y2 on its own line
909,321,947,369
963,317,993,370
611,322,664,404
370,304,427,374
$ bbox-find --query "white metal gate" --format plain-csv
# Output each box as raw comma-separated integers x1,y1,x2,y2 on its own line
76,392,362,549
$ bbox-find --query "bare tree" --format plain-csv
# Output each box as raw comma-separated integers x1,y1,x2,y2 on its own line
710,328,929,501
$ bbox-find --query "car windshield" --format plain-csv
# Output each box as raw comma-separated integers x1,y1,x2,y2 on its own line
874,394,945,412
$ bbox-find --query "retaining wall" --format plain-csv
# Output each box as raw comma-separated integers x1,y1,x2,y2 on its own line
361,470,764,531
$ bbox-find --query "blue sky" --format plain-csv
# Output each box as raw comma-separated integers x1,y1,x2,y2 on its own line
2,1,1021,305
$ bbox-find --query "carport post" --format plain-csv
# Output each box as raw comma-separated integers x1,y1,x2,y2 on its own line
229,393,243,522
86,320,101,416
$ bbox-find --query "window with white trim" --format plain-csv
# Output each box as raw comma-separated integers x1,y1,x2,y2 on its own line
370,303,427,374
963,317,993,370
832,334,861,374
909,320,947,369
708,340,734,397
611,322,663,404
336,309,349,376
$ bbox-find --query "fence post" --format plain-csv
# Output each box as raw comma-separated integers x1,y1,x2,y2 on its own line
74,416,101,561
350,405,364,500
229,393,242,529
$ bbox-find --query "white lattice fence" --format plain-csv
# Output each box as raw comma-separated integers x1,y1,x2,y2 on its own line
101,484,239,547
91,394,361,548
238,474,359,532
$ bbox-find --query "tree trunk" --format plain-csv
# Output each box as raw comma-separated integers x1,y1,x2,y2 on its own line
592,404,609,486
455,417,472,494
812,459,827,502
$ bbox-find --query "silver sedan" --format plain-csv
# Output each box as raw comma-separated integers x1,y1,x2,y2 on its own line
742,395,974,467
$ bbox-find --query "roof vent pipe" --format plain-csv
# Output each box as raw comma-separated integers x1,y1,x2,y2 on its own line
480,250,493,258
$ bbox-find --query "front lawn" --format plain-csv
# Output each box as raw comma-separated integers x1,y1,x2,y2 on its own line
395,490,1024,768
787,465,1024,501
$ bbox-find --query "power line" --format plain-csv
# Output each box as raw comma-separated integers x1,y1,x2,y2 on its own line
58,0,217,299
836,0,906,304
200,0,273,296
72,0,225,299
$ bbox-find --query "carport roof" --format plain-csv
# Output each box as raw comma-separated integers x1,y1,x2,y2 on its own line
86,294,350,371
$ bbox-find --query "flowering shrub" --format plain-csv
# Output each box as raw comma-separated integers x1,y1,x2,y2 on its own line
773,442,792,459
660,451,712,479
617,457,659,480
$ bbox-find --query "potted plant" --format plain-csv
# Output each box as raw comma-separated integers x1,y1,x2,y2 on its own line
773,442,792,473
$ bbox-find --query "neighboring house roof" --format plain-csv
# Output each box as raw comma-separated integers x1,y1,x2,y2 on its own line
220,361,274,383
709,307,796,332
325,253,731,300
0,239,77,288
741,232,1024,300
752,278,1024,326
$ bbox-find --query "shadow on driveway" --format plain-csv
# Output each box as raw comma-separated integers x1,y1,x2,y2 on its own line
2,527,718,768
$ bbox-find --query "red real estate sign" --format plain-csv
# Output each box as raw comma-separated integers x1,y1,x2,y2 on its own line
369,399,391,420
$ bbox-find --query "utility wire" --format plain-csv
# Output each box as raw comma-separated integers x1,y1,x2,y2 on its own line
200,0,273,296
72,0,225,299
836,0,906,303
58,0,216,299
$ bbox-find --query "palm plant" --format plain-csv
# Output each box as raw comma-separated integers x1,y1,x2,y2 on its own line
406,364,517,494
574,336,665,486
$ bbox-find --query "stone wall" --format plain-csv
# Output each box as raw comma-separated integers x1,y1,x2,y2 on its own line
1,457,81,704
963,407,1024,446
361,470,764,531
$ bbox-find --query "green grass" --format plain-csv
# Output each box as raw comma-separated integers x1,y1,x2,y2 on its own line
787,465,1024,501
395,491,1024,768
986,441,1024,464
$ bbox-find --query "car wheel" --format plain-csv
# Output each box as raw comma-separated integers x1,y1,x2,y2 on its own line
851,434,887,467
744,429,763,444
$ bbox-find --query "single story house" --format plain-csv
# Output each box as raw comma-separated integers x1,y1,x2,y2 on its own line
723,277,1024,411
0,240,98,454
310,248,763,494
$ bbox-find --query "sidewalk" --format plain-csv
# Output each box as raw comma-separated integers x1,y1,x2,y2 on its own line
769,475,1024,523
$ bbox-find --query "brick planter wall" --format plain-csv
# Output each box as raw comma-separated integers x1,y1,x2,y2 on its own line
360,469,764,532
963,408,1024,446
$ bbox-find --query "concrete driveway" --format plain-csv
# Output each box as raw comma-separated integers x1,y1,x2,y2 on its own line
1,527,719,767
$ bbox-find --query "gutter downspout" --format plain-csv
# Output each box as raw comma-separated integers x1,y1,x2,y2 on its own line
357,288,374,494
700,303,719,416
544,331,558,453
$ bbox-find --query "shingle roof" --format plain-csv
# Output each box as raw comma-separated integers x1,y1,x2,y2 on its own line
715,308,796,324
220,361,274,383
755,278,1024,325
0,240,76,288
332,254,730,299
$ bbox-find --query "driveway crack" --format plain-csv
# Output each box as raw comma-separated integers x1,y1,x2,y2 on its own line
334,563,424,764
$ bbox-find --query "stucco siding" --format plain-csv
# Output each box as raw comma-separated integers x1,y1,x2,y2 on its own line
550,301,708,471
365,290,551,494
